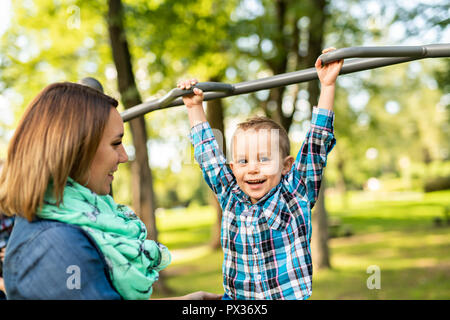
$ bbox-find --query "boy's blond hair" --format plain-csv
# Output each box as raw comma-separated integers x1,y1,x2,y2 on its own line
233,116,290,158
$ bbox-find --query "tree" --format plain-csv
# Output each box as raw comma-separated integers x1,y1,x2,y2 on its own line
107,0,157,241
107,0,170,294
120,0,239,249
304,0,332,270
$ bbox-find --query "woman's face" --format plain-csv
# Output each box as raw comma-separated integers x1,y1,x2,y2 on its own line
85,107,128,195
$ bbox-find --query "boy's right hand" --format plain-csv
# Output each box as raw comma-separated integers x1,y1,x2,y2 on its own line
315,47,343,87
177,78,204,108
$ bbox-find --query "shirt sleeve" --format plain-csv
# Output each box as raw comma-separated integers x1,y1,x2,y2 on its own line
4,224,121,300
285,107,336,208
190,122,235,205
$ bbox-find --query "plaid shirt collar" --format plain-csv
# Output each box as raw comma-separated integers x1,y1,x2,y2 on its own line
230,180,291,230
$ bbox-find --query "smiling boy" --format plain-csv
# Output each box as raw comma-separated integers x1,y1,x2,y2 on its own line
179,48,343,299
230,118,294,204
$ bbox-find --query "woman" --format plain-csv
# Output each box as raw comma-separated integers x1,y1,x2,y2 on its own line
0,82,220,300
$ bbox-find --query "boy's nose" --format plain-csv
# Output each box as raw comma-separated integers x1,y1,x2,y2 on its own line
248,161,260,173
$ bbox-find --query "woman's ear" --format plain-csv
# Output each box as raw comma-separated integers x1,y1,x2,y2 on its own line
281,155,295,175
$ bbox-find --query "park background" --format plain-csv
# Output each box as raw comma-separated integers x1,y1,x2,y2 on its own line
0,0,448,299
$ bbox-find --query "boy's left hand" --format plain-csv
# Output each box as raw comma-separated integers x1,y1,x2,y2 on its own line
315,47,344,87
177,78,204,108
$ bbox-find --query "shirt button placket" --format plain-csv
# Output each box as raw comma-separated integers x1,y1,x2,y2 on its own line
250,207,258,255
247,215,257,255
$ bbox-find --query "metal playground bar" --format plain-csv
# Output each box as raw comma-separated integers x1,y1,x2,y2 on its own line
81,43,450,122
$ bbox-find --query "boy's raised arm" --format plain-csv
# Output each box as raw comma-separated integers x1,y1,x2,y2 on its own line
287,48,342,206
315,47,343,111
179,79,235,203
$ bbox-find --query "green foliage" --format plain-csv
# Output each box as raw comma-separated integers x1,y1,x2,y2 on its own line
0,0,116,156
324,58,450,192
122,0,238,94
1,0,112,101
434,59,450,93
153,164,209,208
0,0,449,205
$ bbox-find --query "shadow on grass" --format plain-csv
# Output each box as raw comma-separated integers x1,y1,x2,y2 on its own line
152,249,224,298
330,226,450,258
311,264,450,300
330,212,448,235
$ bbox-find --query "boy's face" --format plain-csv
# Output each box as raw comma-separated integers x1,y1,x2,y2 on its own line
230,128,294,204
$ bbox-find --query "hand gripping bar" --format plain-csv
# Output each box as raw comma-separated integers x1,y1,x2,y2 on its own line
121,82,234,122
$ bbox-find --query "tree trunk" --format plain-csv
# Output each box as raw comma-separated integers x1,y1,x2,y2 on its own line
263,0,289,129
307,0,332,270
205,88,225,250
335,145,348,209
256,0,331,268
107,0,171,294
311,177,331,269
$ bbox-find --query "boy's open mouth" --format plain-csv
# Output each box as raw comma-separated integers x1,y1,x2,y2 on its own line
245,179,266,185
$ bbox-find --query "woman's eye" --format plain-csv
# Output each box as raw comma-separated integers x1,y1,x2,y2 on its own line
112,141,122,146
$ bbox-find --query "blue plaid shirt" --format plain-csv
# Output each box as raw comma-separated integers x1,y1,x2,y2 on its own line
190,107,336,300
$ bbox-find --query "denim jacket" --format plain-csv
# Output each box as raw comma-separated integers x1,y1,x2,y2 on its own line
3,216,121,300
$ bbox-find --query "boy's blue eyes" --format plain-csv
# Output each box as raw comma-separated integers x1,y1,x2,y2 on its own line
236,157,270,164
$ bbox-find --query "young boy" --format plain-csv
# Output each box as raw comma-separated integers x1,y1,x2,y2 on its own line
179,48,343,300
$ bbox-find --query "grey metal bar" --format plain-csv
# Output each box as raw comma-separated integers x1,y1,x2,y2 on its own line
319,43,450,65
120,43,450,122
121,82,233,122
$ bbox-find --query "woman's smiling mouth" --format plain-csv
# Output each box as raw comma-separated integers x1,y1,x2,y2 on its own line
108,170,116,181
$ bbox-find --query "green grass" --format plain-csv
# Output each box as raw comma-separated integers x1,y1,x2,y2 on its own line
151,190,450,299
155,205,216,250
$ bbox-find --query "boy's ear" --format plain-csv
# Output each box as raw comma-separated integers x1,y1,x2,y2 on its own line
281,155,295,175
229,161,234,171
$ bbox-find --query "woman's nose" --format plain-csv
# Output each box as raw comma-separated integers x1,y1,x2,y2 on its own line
119,145,129,163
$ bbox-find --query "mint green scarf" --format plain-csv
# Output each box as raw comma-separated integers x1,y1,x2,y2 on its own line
37,178,171,300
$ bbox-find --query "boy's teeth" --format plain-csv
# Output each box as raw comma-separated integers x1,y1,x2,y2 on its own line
247,179,265,184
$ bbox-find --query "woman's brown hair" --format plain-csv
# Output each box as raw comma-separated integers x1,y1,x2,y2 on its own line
0,82,118,221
